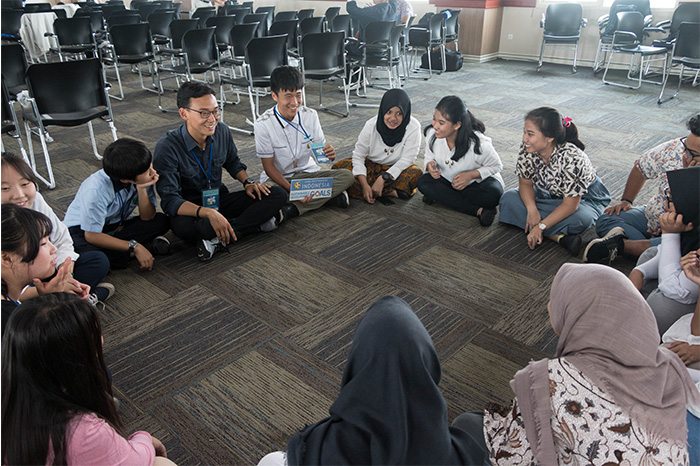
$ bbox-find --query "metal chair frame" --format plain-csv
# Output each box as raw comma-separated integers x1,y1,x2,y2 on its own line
657,22,700,104
537,3,587,73
300,31,349,117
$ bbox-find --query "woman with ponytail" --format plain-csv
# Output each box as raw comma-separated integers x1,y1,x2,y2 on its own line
499,107,611,255
418,96,504,226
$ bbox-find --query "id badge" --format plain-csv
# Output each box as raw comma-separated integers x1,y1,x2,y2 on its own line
310,141,330,164
202,188,220,210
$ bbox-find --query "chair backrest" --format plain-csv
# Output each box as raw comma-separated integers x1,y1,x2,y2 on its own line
605,0,650,35
205,15,236,47
674,21,700,59
301,31,344,71
324,6,340,22
269,19,298,50
299,16,324,37
148,10,176,37
106,11,141,27
192,6,216,24
243,13,268,37
331,14,352,38
241,1,253,9
443,9,459,37
389,24,403,58
26,58,108,115
182,27,217,65
297,9,314,21
169,18,198,48
245,34,288,79
53,8,67,19
134,2,161,20
669,3,700,40
54,17,94,46
74,9,104,33
364,20,394,44
101,3,126,18
615,11,644,43
110,22,153,57
24,3,51,13
230,22,258,57
1,8,23,36
428,13,444,40
274,11,297,21
0,43,27,95
543,3,583,36
255,6,275,31
223,5,250,21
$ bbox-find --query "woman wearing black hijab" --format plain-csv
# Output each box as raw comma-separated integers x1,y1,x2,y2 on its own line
332,89,423,204
257,296,488,466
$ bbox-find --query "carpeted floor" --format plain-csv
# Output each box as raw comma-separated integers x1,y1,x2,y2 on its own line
5,56,698,464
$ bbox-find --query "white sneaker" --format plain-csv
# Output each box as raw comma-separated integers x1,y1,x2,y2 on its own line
197,238,226,261
259,216,278,232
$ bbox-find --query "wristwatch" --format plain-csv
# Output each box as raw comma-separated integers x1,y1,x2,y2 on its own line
538,223,547,231
380,172,393,182
242,179,252,187
128,239,138,257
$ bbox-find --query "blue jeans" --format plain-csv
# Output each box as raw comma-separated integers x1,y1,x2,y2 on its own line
689,411,700,466
595,206,661,246
498,177,611,237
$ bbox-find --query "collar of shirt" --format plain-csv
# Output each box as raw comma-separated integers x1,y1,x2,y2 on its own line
180,123,213,152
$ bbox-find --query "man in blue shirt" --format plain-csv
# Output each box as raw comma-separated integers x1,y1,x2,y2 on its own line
154,82,287,261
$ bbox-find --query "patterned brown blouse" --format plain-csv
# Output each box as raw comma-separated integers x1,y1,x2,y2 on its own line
484,358,689,465
515,143,597,198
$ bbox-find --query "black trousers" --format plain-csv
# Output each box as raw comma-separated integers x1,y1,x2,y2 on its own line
417,174,504,216
452,412,491,465
171,186,287,244
69,213,171,269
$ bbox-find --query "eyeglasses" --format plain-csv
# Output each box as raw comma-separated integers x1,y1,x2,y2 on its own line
680,136,700,158
185,107,221,119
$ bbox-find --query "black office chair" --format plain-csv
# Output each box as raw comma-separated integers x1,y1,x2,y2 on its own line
133,2,162,21
324,6,340,29
255,5,275,33
442,9,459,51
53,8,67,19
205,15,237,56
192,6,216,27
103,22,160,100
347,21,400,102
24,3,51,13
331,14,353,38
219,33,288,134
101,3,126,19
243,13,268,37
274,11,297,22
298,16,324,54
105,10,141,28
592,0,652,73
23,58,118,188
602,11,668,90
1,43,28,98
650,3,700,50
407,13,445,77
301,31,348,117
537,3,587,73
222,5,250,22
220,21,258,78
297,9,314,22
48,17,97,61
148,10,177,48
1,80,28,162
658,22,700,104
241,1,253,10
1,8,24,42
159,18,199,55
74,9,105,36
269,19,298,55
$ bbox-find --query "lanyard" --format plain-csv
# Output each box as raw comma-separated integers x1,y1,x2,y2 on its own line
181,127,215,189
116,187,137,224
274,106,311,140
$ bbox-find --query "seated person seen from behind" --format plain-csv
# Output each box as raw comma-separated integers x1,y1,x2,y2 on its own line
345,0,399,38
332,88,422,204
418,95,504,227
586,113,700,264
254,65,354,220
154,81,287,262
64,138,171,271
499,107,611,256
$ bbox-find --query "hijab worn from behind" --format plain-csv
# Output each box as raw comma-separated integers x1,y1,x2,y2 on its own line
376,89,411,148
286,296,475,465
512,263,700,465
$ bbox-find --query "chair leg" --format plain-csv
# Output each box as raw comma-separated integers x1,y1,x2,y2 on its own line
87,121,102,160
572,42,579,73
24,119,55,189
537,39,545,72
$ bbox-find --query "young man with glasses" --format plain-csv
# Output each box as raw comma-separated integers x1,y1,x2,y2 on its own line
584,113,700,264
154,82,287,261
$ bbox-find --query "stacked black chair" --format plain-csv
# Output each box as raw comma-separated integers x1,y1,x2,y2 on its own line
24,3,51,13
1,9,24,43
105,10,141,28
103,22,160,100
442,9,460,51
537,3,587,73
407,13,445,77
1,43,28,98
269,19,298,55
192,6,216,27
301,31,348,117
205,15,237,56
331,14,353,38
274,11,297,22
650,3,700,50
255,5,275,33
657,22,700,104
48,17,97,61
592,0,652,73
243,13,268,37
297,9,314,21
298,16,324,54
148,10,177,48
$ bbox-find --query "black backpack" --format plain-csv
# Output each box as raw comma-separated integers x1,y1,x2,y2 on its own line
420,49,463,72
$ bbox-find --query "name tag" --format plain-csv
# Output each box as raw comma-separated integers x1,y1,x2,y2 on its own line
310,142,330,164
202,188,219,210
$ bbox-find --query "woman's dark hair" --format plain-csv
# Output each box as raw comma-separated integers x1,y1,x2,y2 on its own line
525,107,585,151
102,137,152,182
1,204,52,263
1,152,39,189
688,113,700,137
423,96,486,161
1,293,120,465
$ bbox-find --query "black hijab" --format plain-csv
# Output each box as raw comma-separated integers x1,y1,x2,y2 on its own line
376,89,412,148
286,296,476,465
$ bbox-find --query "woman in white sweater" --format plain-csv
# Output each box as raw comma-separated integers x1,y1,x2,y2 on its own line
418,96,504,226
332,89,422,203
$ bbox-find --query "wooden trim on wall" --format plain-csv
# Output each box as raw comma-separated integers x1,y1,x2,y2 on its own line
429,0,502,8
500,0,536,7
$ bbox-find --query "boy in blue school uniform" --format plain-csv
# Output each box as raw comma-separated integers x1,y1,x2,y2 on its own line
64,138,171,271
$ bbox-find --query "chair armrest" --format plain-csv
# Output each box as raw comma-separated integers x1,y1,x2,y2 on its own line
654,19,671,30
581,18,588,28
43,32,55,37
612,30,637,45
597,13,609,30
643,14,652,27
539,12,545,29
408,26,428,32
644,26,666,35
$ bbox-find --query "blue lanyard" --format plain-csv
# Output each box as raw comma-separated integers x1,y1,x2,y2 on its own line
181,127,215,188
274,106,311,140
116,188,136,224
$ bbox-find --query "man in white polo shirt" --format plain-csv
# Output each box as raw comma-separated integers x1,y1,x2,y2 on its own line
254,66,354,219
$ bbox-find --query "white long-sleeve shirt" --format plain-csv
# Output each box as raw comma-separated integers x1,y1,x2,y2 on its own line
422,129,504,187
31,192,79,264
634,233,699,305
351,116,422,180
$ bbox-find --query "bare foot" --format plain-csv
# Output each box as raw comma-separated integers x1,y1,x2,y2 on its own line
629,269,644,291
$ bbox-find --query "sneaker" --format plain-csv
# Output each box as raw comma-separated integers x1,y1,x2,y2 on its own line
559,234,583,257
331,190,350,208
197,238,227,262
582,227,626,264
88,282,115,310
259,216,278,232
279,203,300,222
478,207,497,227
150,236,171,255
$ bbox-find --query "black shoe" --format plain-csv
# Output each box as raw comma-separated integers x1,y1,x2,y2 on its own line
279,203,300,223
559,233,583,256
478,207,497,227
150,235,171,255
331,190,350,208
422,195,435,205
582,227,625,264
196,238,228,262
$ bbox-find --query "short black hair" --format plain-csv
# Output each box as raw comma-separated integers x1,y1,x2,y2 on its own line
176,81,216,109
1,204,53,263
270,66,304,94
102,138,152,181
1,152,38,189
688,114,700,137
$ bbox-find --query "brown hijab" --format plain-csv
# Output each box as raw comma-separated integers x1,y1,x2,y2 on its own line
512,263,700,465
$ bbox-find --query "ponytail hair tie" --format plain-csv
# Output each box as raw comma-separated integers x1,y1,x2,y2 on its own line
562,116,573,127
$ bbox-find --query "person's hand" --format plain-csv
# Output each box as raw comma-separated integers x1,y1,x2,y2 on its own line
203,208,237,244
527,227,543,250
135,172,159,190
297,193,315,204
152,436,167,457
245,182,270,200
323,144,337,161
33,258,89,297
361,183,375,204
525,209,541,233
371,177,384,198
605,199,632,215
681,249,700,286
426,161,441,179
133,244,154,271
629,269,644,291
659,211,693,234
666,341,700,366
451,171,474,191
